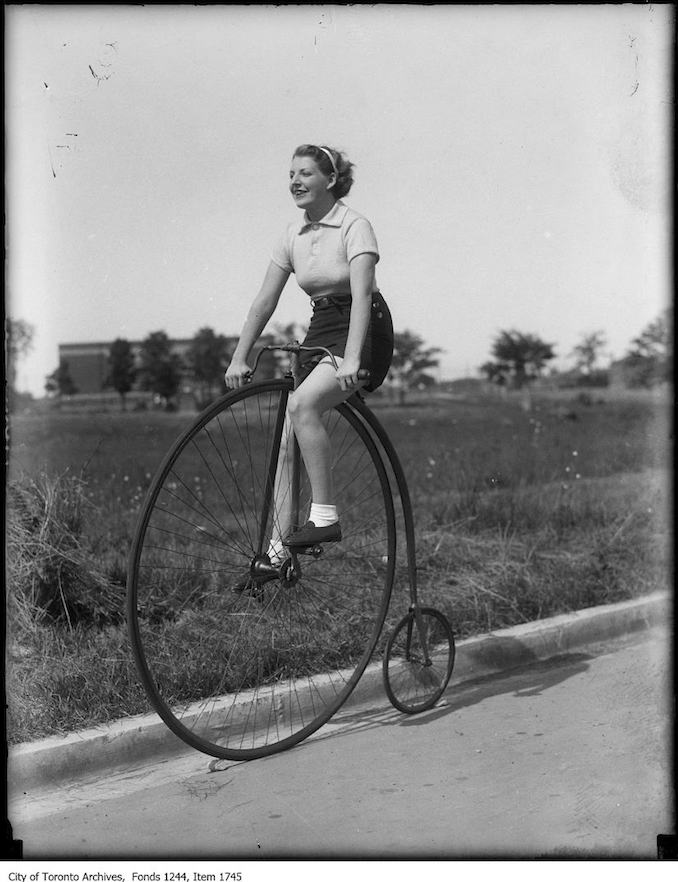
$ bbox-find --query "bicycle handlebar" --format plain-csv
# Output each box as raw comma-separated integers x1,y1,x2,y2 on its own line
248,342,370,382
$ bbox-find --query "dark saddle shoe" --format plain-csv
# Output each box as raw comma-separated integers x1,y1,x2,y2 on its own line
283,520,342,547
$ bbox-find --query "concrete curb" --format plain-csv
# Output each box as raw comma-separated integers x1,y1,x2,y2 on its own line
9,591,670,790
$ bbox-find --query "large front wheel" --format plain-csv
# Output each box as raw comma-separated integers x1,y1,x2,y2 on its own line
127,379,396,760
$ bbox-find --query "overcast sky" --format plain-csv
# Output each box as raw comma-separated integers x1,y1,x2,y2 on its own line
6,4,673,396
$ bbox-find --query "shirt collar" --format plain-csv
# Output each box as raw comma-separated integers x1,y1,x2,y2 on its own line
298,200,348,233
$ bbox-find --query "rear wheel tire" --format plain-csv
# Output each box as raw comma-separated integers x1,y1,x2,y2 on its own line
383,607,455,714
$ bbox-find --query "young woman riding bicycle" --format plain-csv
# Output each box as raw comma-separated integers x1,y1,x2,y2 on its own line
224,144,394,563
129,152,454,758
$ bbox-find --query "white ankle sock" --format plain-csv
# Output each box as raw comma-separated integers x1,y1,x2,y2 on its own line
309,503,339,527
267,538,286,564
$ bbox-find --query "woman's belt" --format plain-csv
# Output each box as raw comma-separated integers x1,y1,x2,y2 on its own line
311,294,352,309
311,292,381,309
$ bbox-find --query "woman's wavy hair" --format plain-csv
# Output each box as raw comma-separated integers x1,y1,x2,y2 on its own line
293,144,355,199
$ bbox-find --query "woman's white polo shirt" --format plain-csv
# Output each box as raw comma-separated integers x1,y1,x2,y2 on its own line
271,200,380,299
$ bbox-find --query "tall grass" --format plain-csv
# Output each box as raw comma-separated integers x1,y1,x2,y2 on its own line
5,390,671,742
7,473,122,627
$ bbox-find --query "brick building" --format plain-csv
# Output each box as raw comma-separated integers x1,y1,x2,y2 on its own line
57,342,112,394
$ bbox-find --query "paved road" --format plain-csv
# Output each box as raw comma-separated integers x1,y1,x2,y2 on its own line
9,625,673,859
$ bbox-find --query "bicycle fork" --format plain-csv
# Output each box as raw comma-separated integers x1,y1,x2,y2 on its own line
249,377,321,588
350,395,436,668
408,605,434,666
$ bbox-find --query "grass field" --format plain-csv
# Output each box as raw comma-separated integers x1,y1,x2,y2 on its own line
6,386,671,743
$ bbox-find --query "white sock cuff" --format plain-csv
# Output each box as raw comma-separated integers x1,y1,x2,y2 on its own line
310,503,338,526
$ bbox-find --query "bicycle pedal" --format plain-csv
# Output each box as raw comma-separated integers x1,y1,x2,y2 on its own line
298,543,324,558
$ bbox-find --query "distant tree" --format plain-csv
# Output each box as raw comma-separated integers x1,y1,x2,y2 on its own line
106,338,137,411
389,330,442,405
479,359,509,386
481,330,556,389
137,331,183,407
570,330,607,375
6,318,35,409
45,358,78,396
6,318,34,368
621,308,672,387
186,327,233,407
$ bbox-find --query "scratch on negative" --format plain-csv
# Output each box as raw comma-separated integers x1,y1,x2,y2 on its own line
47,145,56,178
89,64,111,86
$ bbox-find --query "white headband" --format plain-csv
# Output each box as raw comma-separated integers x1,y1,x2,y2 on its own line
317,146,338,177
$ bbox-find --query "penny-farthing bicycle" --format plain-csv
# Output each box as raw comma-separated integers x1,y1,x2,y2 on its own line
127,342,455,760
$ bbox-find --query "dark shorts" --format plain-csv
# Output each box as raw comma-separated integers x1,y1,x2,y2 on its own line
299,291,394,392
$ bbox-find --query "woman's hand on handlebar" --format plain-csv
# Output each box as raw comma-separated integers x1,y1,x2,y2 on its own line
224,359,252,390
335,357,363,393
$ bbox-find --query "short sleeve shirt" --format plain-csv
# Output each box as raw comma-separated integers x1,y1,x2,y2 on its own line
270,200,379,299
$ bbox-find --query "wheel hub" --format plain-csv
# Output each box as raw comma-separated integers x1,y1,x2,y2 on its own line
250,554,280,584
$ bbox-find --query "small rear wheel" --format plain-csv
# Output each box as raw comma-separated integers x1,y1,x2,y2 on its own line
383,607,455,713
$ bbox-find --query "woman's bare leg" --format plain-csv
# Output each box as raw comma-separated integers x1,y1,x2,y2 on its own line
265,359,363,558
287,358,361,509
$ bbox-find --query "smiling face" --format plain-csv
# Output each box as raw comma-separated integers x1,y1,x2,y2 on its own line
289,154,336,217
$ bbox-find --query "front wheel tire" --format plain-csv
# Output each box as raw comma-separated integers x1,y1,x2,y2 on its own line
127,379,397,759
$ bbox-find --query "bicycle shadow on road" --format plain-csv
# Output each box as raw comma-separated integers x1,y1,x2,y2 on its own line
407,649,594,722
322,649,594,743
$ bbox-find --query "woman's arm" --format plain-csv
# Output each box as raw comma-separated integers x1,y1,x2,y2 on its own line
336,253,377,392
225,261,290,388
